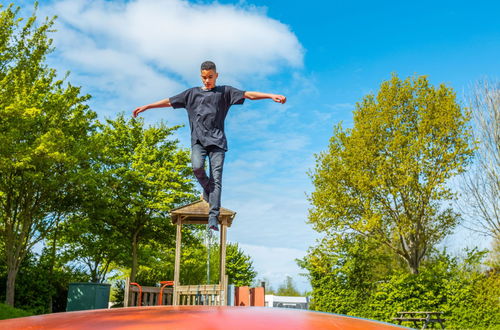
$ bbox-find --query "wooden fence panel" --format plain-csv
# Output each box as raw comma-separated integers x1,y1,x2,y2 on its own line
126,284,225,307
127,286,173,307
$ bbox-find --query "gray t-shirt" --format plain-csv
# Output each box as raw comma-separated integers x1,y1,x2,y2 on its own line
169,85,245,151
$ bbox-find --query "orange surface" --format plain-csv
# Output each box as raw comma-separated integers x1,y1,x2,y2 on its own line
0,306,406,330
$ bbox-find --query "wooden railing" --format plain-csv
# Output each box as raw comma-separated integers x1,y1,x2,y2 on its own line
125,283,173,307
176,284,222,306
124,280,224,306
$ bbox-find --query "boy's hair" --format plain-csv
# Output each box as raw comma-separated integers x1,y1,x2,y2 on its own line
201,61,217,72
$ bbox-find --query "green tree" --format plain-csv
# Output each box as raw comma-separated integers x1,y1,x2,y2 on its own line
275,276,301,296
56,215,125,283
0,250,89,314
0,4,96,305
298,233,401,314
225,243,257,287
94,114,196,283
52,133,129,283
309,75,473,274
207,241,257,286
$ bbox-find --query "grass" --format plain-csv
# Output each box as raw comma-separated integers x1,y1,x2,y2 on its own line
0,303,32,320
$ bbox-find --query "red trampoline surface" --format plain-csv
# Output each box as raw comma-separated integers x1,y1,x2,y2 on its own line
0,306,407,330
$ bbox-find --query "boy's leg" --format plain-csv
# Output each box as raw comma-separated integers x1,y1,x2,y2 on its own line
191,143,210,201
207,146,225,229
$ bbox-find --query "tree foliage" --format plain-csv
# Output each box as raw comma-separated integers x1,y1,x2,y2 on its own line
0,250,89,314
275,276,302,297
0,2,264,313
56,215,125,283
298,233,402,313
301,236,499,329
308,74,473,274
66,114,197,283
102,115,196,283
303,74,495,328
225,243,257,287
0,3,96,305
208,241,257,287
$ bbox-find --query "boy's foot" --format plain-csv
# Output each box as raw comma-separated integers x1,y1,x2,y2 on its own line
208,217,219,231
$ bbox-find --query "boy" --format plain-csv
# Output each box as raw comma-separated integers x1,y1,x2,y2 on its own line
132,61,286,231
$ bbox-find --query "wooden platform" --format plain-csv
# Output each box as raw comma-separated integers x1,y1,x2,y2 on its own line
170,199,236,226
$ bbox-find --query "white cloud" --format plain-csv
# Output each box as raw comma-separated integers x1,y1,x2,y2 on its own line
41,0,303,112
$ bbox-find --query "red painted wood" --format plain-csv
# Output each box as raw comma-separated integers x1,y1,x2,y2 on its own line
250,287,265,306
235,286,250,306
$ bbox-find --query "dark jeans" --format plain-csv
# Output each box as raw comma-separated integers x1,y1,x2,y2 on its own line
191,142,225,220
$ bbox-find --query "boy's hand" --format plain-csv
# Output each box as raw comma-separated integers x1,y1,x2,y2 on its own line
272,95,287,104
132,105,148,118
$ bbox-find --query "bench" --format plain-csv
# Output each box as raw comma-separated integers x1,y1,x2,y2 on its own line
393,311,446,329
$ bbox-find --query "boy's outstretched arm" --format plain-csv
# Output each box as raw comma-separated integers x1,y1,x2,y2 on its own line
132,98,172,118
244,91,286,104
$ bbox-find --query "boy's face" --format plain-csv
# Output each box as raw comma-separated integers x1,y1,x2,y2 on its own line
201,69,218,89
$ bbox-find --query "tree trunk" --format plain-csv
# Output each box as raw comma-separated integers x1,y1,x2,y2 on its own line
4,216,24,307
91,260,99,283
128,232,139,307
130,232,139,283
5,266,18,306
407,251,420,274
48,215,60,312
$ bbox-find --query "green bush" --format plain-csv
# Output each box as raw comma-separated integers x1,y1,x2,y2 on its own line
303,242,500,329
442,270,500,329
0,303,32,320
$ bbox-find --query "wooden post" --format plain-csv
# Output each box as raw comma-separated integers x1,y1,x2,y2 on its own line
124,277,130,307
219,224,227,306
225,275,230,306
173,222,182,306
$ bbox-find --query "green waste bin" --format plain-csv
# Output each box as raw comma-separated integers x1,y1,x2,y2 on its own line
66,282,111,311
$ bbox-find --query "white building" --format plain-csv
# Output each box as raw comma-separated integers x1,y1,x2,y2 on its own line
265,295,309,309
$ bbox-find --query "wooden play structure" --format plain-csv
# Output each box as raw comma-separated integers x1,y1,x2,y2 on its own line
124,199,236,307
171,199,236,306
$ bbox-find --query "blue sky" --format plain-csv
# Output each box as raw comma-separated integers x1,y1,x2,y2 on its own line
8,0,500,292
